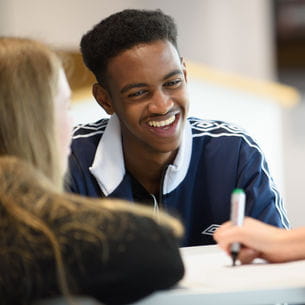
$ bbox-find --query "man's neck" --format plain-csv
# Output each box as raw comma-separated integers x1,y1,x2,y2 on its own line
124,148,177,195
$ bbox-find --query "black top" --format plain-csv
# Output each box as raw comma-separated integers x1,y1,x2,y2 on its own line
0,156,184,305
2,200,184,305
59,210,184,304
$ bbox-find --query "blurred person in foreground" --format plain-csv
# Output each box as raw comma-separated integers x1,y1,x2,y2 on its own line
0,37,184,305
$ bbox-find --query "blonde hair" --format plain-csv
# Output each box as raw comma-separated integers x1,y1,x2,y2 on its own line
0,37,63,190
0,156,183,304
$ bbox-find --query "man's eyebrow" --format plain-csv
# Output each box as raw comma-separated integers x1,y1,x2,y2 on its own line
163,69,183,80
120,83,147,95
120,69,183,95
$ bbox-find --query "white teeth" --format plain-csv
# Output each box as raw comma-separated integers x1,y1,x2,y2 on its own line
148,115,175,127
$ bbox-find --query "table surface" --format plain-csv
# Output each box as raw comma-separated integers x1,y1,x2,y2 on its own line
131,245,305,305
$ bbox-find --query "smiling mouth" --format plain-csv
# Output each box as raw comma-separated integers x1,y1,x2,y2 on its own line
147,114,176,128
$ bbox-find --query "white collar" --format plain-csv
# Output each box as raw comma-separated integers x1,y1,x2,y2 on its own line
90,114,192,196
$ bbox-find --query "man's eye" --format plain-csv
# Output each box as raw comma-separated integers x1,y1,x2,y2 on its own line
128,89,147,98
164,79,182,88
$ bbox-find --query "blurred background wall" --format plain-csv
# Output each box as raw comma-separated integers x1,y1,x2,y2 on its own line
0,0,277,79
1,0,305,227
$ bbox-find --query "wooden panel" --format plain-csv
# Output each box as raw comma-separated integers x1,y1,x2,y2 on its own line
60,51,300,107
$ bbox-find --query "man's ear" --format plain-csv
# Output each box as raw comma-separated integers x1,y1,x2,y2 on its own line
92,83,114,115
180,57,188,83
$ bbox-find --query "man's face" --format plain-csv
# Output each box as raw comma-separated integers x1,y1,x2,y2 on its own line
101,40,189,155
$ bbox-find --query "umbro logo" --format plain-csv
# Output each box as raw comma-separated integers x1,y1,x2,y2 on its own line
201,224,220,236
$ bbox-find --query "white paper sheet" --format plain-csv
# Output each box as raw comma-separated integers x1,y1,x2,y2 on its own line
179,245,305,292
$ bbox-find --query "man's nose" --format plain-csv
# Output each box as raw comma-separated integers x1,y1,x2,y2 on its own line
148,90,174,114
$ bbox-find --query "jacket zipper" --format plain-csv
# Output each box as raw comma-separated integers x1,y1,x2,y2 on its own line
150,165,169,219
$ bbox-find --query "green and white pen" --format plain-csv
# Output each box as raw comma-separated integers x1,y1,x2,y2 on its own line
230,188,246,266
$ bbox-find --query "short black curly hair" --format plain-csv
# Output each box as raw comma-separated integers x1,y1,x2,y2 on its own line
80,9,179,85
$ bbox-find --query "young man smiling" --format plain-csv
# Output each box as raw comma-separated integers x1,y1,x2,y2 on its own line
67,9,289,246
